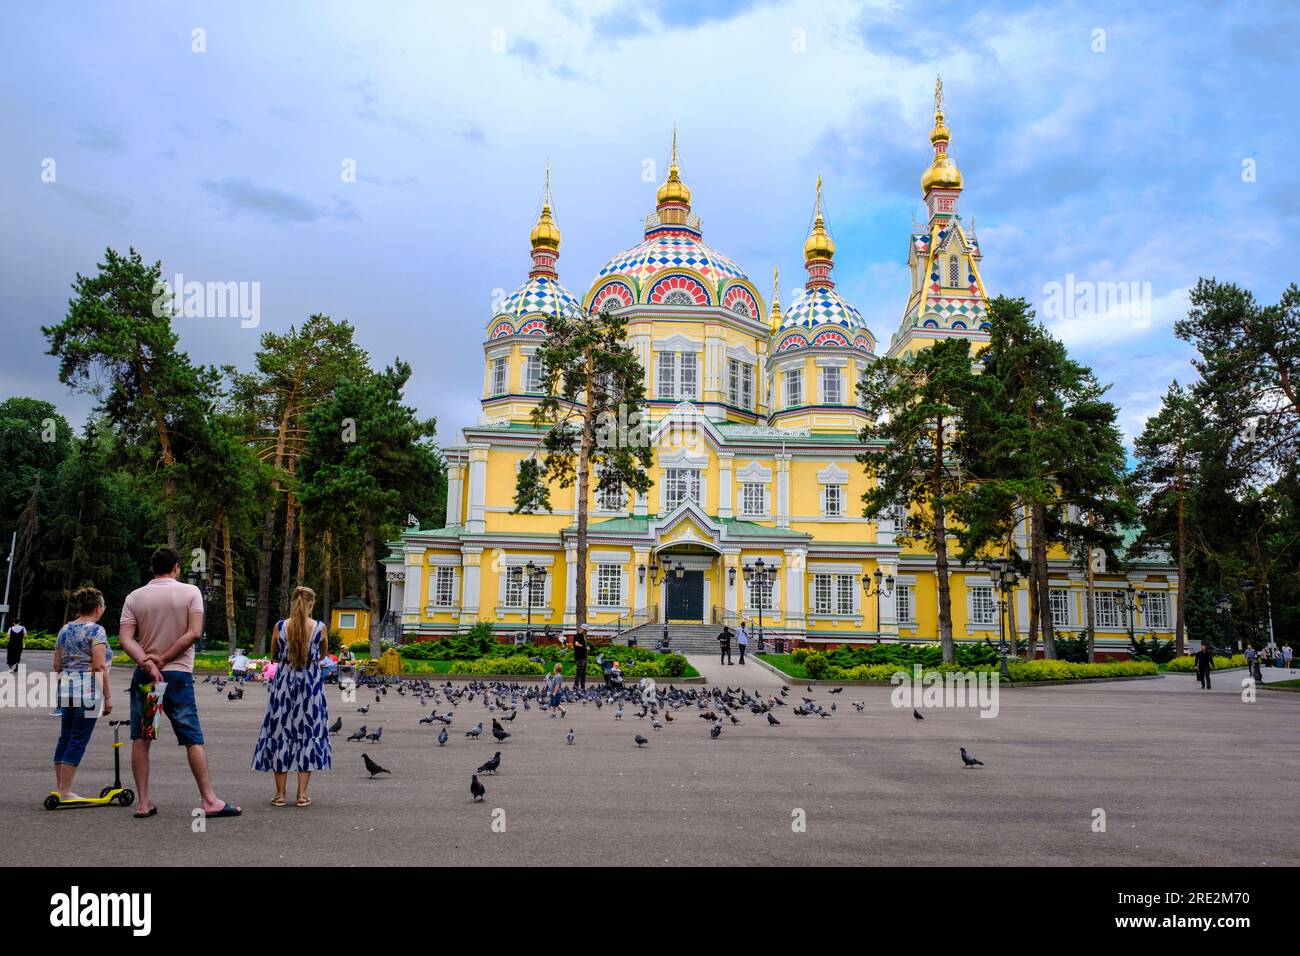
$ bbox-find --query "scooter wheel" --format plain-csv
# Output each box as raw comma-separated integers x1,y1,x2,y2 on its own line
99,787,113,799
117,790,135,807
44,794,60,811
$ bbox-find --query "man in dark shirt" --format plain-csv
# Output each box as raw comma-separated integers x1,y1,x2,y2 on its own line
1193,644,1213,689
718,626,733,665
573,625,589,691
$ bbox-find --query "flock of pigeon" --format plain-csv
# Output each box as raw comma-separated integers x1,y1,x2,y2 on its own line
202,672,987,802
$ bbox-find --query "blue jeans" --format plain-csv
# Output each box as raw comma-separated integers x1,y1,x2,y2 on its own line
53,707,98,766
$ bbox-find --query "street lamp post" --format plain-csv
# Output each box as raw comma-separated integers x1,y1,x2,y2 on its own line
860,568,895,642
743,558,775,653
187,569,216,651
1120,582,1141,647
522,560,546,642
987,557,1018,679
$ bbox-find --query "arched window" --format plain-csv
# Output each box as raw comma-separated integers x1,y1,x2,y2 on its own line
948,255,960,287
664,290,695,306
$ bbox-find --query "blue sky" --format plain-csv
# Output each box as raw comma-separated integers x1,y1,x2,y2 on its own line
1,0,1296,450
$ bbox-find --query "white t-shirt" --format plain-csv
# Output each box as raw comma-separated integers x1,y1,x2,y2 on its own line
232,654,251,670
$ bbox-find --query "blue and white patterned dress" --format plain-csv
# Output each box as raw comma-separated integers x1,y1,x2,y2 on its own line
252,621,332,772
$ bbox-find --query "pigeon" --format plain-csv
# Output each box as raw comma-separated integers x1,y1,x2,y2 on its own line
663,710,675,722
913,709,925,721
853,701,865,712
651,718,663,731
767,713,780,726
634,735,648,747
491,721,511,743
329,717,343,734
470,774,485,802
477,751,501,775
437,727,449,746
419,712,437,725
614,704,623,720
565,728,575,745
503,709,518,722
357,705,370,714
465,722,483,739
710,724,722,739
365,727,383,743
347,726,367,742
362,753,390,778
960,747,983,768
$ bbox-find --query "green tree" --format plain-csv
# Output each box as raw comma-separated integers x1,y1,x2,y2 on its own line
232,314,369,650
961,297,1132,659
858,337,984,664
511,307,653,628
299,361,442,656
42,247,206,549
1176,279,1299,480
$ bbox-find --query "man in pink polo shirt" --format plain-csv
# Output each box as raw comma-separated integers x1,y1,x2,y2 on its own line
119,547,241,819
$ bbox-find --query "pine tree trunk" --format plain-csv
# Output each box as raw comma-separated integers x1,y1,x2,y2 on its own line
296,514,306,587
933,415,954,664
1032,502,1055,658
573,346,597,630
1006,579,1019,655
363,521,381,657
221,514,238,655
320,531,333,647
1086,553,1097,662
1175,428,1187,655
253,394,295,653
279,483,298,617
1026,557,1039,661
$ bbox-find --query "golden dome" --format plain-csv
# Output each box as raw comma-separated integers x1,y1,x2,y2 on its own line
656,127,691,206
921,156,963,192
530,164,561,251
803,176,835,263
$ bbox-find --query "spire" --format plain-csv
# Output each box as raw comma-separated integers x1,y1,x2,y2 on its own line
654,126,692,225
529,162,561,278
803,175,836,289
769,266,782,332
921,74,963,197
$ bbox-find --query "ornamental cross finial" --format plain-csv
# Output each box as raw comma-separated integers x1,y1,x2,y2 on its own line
935,75,943,112
671,125,678,166
815,174,823,218
543,160,551,205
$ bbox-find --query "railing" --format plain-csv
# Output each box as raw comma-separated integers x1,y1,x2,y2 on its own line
711,607,741,626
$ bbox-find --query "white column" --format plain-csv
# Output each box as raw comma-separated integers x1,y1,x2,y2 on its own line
724,549,740,620
634,490,648,517
460,547,482,626
633,546,650,617
776,454,791,529
785,548,805,627
564,543,578,627
878,559,898,636
718,453,733,519
466,444,489,534
402,549,423,622
445,461,464,527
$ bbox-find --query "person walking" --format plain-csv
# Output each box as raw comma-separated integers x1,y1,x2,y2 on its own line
545,663,566,718
1193,643,1213,690
717,625,733,665
736,622,749,665
51,588,113,800
6,616,26,672
1244,643,1257,680
572,624,589,692
252,586,332,808
1284,643,1294,672
118,547,240,819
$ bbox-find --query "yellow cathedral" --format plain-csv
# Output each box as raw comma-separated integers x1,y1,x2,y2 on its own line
383,83,1178,658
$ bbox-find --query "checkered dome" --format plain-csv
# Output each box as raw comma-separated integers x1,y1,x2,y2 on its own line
780,284,870,336
594,230,749,294
495,275,583,322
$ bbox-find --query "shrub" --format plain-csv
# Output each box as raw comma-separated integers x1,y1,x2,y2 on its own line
1166,653,1246,672
448,655,545,676
1130,636,1177,664
1006,659,1157,681
803,652,830,679
466,622,496,655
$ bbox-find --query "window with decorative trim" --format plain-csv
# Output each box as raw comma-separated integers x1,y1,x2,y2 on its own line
504,567,525,607
741,482,766,517
656,352,697,400
822,366,843,404
432,567,456,608
523,354,544,393
822,484,845,517
728,358,753,409
596,481,625,513
1094,590,1122,628
895,584,914,624
836,575,854,615
595,564,622,606
664,468,701,510
969,585,996,626
948,254,960,286
490,357,508,396
1143,591,1170,629
1049,588,1070,628
785,368,803,408
747,574,775,611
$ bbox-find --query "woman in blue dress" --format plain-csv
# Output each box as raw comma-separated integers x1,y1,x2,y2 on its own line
252,586,331,806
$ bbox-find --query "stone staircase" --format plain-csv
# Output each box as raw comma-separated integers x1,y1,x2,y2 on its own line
614,622,728,655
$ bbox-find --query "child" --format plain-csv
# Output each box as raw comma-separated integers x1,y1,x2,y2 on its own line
545,663,566,718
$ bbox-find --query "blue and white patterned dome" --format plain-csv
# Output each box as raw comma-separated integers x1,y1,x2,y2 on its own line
495,275,583,323
594,231,749,291
775,283,876,353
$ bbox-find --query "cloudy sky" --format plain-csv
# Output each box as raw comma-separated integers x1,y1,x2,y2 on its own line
1,0,1295,451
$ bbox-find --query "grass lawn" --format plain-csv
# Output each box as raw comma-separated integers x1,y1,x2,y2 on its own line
756,654,803,680
1260,677,1300,691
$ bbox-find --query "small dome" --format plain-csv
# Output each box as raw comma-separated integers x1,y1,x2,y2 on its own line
921,156,963,192
495,275,582,324
780,284,871,338
530,201,561,252
803,215,835,262
594,232,749,290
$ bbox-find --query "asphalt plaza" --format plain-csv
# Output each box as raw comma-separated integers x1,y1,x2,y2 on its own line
2,652,1297,866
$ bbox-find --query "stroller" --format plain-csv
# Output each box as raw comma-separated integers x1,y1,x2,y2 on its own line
598,655,625,691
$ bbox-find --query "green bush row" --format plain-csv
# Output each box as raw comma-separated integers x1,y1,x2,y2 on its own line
447,655,546,676
796,650,1159,682
1165,653,1247,672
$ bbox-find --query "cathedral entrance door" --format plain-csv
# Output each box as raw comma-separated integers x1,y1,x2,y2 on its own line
665,570,704,622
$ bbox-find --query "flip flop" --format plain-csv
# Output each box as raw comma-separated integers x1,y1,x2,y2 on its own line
134,806,157,818
295,797,312,808
270,796,286,807
208,803,242,818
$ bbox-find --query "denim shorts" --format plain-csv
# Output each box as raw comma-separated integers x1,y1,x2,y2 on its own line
129,669,204,746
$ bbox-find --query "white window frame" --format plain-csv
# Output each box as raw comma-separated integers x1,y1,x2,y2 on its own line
785,368,803,409
490,356,508,396
596,480,625,513
338,612,357,630
663,468,701,511
746,573,777,612
822,365,843,404
1094,590,1123,629
740,481,767,517
895,584,914,624
728,358,753,409
595,563,623,608
969,585,996,627
1143,591,1170,630
523,353,544,393
432,567,457,608
822,484,845,517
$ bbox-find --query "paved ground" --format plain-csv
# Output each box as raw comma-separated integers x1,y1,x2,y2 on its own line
2,652,1297,866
